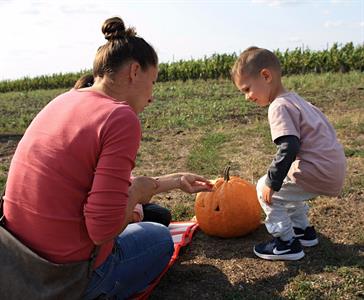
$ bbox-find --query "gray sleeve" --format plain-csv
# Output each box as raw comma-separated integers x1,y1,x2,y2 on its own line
265,135,300,192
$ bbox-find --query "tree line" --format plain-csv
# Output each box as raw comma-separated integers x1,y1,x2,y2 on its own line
0,42,362,93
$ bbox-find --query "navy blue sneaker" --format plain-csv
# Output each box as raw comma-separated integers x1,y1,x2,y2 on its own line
293,226,319,247
253,237,304,260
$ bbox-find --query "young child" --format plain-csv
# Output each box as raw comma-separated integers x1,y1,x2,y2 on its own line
131,203,172,227
231,47,346,260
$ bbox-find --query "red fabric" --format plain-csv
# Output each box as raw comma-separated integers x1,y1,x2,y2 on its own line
132,221,199,300
4,89,141,268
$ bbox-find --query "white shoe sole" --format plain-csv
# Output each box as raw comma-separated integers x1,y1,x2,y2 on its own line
253,249,305,261
299,238,319,247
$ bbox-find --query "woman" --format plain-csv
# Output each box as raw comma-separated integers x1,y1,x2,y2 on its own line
75,75,174,228
3,16,212,299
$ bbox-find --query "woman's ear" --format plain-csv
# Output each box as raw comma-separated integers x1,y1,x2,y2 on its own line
129,62,141,82
260,68,272,83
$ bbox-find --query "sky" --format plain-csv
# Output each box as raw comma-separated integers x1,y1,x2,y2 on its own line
0,0,363,80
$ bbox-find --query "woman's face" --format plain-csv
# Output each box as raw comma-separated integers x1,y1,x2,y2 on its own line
130,65,158,114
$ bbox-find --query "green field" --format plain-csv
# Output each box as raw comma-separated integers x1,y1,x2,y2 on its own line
0,71,363,299
0,42,362,93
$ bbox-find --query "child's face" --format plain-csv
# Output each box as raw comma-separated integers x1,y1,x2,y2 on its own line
234,69,273,107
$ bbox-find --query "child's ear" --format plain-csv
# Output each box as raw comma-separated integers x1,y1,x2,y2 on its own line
260,68,272,83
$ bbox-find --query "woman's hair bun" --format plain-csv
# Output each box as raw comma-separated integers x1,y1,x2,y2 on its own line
102,16,137,41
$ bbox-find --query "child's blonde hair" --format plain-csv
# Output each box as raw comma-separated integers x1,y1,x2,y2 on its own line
231,47,281,80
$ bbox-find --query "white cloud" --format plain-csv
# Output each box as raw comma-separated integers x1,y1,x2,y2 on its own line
59,4,110,15
0,0,14,5
21,8,40,15
324,20,344,28
251,0,300,7
324,20,364,29
288,37,302,43
330,0,347,3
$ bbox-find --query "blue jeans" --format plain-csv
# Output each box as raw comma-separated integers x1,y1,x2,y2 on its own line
83,222,174,300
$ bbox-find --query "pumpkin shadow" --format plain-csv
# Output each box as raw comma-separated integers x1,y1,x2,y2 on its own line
150,263,235,300
149,226,268,299
187,224,270,260
148,225,270,299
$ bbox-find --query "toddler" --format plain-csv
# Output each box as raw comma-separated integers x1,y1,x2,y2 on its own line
131,203,172,227
231,47,346,260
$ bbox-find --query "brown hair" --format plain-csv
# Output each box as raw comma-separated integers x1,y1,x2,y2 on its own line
74,73,94,89
93,16,158,78
231,47,281,80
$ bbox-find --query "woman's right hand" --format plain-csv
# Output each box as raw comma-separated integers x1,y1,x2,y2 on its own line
179,173,214,193
129,176,159,205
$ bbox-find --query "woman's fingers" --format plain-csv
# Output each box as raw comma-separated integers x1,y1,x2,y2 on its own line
180,175,213,193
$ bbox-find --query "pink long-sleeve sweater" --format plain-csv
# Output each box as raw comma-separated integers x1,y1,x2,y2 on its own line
4,89,141,268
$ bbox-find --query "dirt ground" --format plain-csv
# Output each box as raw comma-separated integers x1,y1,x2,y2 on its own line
1,132,363,300
149,193,363,299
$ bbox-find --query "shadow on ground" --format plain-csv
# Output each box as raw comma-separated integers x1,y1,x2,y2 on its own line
150,225,364,299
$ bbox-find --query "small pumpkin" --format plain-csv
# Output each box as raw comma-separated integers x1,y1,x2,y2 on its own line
195,166,261,238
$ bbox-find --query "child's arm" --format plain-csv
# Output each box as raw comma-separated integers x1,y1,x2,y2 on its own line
263,135,300,203
130,203,144,223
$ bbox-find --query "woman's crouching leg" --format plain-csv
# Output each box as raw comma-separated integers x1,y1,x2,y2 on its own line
84,222,174,300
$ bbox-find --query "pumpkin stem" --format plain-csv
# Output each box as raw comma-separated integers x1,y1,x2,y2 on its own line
223,166,231,181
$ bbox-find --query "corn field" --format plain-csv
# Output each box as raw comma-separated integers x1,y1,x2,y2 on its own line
0,42,363,93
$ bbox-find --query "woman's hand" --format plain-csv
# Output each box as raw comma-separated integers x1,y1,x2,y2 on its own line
129,176,159,205
179,173,214,193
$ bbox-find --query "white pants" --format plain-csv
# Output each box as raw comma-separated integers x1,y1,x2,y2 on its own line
256,175,318,241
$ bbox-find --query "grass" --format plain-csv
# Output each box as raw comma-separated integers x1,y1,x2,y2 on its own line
187,132,229,175
0,89,65,133
0,71,363,299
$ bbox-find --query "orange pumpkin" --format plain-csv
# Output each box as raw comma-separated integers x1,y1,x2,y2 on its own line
195,166,261,238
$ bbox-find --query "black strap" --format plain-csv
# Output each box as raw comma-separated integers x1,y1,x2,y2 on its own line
0,184,5,225
88,245,100,278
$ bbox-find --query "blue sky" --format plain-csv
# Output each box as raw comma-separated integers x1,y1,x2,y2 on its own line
0,0,363,80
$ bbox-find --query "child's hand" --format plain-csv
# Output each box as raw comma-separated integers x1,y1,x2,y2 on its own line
262,185,274,204
132,203,144,223
131,211,142,223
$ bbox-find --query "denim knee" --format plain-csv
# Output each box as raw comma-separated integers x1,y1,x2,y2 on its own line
140,222,174,255
84,222,174,300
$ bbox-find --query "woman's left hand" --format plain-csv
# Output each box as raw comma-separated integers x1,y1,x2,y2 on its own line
129,176,159,205
179,173,214,193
